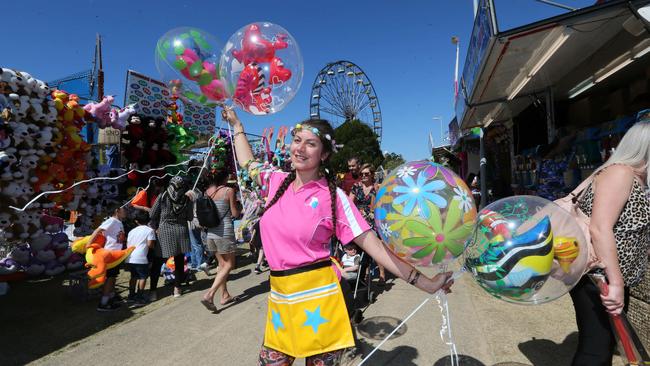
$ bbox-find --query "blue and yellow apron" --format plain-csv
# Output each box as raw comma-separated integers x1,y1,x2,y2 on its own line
264,260,355,358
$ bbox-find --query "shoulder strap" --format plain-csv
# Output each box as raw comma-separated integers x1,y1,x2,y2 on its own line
570,173,595,198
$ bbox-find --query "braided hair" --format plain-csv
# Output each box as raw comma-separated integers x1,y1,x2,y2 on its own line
260,119,339,239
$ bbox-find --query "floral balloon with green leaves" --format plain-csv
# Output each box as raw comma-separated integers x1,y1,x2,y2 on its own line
374,161,477,267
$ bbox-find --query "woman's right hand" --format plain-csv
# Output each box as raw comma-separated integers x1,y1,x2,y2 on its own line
601,283,625,315
221,107,241,127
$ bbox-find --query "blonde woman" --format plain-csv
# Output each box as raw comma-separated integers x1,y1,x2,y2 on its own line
571,110,650,365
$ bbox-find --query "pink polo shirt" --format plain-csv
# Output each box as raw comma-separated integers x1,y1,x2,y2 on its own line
259,171,370,272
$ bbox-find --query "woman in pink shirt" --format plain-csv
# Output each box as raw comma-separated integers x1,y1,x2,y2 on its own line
224,109,453,366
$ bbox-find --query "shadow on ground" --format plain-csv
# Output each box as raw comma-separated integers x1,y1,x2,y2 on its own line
0,251,266,366
518,332,578,366
0,275,137,366
357,315,407,341
433,354,487,366
344,337,419,366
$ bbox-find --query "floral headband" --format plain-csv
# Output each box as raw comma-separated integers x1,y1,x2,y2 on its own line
290,123,339,152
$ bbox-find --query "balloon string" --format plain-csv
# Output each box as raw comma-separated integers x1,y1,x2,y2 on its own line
434,263,463,366
435,292,459,366
222,106,244,203
358,297,431,366
9,160,194,212
120,165,203,209
191,135,217,191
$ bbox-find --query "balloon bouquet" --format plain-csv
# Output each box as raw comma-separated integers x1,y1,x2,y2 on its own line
155,22,303,115
154,22,302,165
374,161,588,306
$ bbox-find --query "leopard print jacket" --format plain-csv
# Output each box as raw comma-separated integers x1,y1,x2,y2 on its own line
578,178,650,287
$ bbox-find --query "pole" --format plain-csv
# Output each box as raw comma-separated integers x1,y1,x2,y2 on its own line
432,116,442,147
452,36,460,108
97,34,104,100
479,128,487,208
545,88,555,143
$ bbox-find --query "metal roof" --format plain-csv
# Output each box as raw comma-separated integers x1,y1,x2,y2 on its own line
459,0,650,130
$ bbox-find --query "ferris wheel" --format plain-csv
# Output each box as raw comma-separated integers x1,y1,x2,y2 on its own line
309,61,382,142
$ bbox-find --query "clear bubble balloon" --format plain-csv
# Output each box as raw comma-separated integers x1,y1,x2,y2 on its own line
374,161,477,268
155,27,228,106
220,22,303,115
464,195,588,305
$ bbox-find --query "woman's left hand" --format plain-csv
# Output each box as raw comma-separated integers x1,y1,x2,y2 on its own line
601,283,625,315
420,271,454,295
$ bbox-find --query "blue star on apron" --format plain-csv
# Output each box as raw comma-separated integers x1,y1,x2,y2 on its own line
271,310,284,332
303,306,329,333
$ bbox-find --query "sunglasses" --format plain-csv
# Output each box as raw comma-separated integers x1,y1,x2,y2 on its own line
360,172,372,177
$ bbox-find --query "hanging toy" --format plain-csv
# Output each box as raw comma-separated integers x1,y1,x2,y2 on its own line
233,63,272,115
231,24,288,65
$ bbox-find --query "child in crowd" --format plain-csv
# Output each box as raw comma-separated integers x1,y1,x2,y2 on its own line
87,205,128,312
126,211,156,306
341,244,361,280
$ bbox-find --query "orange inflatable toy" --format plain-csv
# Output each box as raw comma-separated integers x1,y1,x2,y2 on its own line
89,275,107,289
85,244,134,280
71,233,106,254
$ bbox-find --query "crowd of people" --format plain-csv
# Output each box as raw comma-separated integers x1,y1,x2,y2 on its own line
82,108,650,366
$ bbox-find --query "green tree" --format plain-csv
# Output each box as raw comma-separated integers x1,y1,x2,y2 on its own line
382,152,406,172
331,120,383,173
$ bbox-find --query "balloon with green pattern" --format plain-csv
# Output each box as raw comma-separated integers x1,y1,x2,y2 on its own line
155,27,229,106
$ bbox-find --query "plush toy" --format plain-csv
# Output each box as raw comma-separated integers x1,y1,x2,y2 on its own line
123,140,144,163
42,260,64,276
85,244,134,284
269,57,291,84
0,212,11,229
121,114,144,144
158,142,176,164
8,244,31,265
25,261,45,277
50,232,69,250
29,233,52,252
8,121,30,147
0,68,21,93
0,147,18,172
66,253,83,270
71,232,105,254
83,95,114,128
109,104,136,130
144,143,159,166
0,258,20,275
233,63,272,115
0,121,11,149
35,248,56,263
33,126,54,148
200,79,228,102
41,214,63,233
231,24,288,65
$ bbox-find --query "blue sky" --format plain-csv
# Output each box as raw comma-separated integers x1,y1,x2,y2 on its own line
4,0,596,161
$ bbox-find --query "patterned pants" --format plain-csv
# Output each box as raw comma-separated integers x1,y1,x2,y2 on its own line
258,345,344,366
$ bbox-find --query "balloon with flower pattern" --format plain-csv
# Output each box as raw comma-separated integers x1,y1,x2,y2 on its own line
374,161,477,268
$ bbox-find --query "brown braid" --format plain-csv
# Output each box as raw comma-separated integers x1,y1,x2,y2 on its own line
260,170,296,216
323,164,338,240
